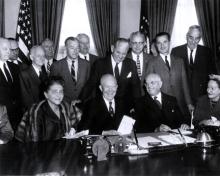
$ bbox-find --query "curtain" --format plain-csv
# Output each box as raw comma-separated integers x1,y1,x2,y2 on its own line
86,0,120,57
31,0,65,56
140,0,178,41
194,0,220,59
0,0,4,37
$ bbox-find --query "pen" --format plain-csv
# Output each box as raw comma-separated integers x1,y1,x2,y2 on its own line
177,128,188,147
133,125,140,149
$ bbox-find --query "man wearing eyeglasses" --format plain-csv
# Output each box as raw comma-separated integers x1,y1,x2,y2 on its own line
127,31,153,95
171,25,217,105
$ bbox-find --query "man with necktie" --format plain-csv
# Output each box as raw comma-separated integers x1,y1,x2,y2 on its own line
171,25,217,105
78,74,128,134
41,38,57,75
0,37,21,130
146,32,193,118
50,37,90,103
19,45,47,111
80,38,141,110
134,73,189,133
127,31,152,95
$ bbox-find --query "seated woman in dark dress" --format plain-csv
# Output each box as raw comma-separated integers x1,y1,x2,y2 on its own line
193,78,220,126
15,76,81,142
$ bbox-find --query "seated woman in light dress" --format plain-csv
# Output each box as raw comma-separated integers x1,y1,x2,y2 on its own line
193,78,220,126
16,76,81,142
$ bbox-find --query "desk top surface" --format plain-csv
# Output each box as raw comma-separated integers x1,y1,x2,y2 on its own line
0,135,220,176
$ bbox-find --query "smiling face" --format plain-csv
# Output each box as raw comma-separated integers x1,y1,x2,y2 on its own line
78,35,90,55
207,80,220,102
156,35,170,55
0,38,11,62
130,34,145,54
30,46,46,68
44,83,64,106
66,40,80,60
186,28,201,50
145,74,162,96
111,41,129,63
100,75,118,101
41,39,54,60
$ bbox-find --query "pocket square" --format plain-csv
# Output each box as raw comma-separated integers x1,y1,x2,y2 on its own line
126,72,132,78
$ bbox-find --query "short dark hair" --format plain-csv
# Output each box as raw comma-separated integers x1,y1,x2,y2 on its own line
155,32,171,42
43,76,65,92
209,78,220,89
64,37,79,46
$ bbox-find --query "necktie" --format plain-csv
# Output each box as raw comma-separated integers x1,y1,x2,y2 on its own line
136,55,141,78
114,63,120,81
39,70,44,82
190,50,193,66
84,56,88,61
47,62,51,73
154,96,162,109
109,101,114,117
71,60,76,82
3,63,13,83
165,56,170,70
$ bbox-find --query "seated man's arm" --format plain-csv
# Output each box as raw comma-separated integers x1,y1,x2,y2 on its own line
0,106,14,144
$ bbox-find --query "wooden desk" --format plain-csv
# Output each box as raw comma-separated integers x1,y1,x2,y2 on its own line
0,138,220,175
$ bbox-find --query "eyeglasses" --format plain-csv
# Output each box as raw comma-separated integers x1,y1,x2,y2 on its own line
131,42,145,45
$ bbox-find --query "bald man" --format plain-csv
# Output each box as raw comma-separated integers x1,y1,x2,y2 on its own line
134,73,189,133
78,74,129,134
0,37,21,130
77,33,99,67
19,45,47,111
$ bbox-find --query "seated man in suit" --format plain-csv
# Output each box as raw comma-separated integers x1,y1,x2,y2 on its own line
80,38,141,110
50,37,90,103
134,73,189,133
19,45,47,111
76,33,99,67
41,38,56,75
79,74,128,134
0,105,14,144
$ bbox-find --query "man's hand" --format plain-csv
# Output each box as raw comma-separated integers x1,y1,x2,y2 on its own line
180,124,190,130
155,124,171,132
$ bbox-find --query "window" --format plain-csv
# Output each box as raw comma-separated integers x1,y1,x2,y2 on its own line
57,0,96,59
171,0,203,49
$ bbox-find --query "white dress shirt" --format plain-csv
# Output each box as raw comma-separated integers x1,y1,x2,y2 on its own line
132,52,143,75
0,61,13,81
103,96,115,113
67,58,78,81
187,46,197,63
111,56,122,76
32,64,42,77
160,54,171,67
152,92,162,104
79,53,90,61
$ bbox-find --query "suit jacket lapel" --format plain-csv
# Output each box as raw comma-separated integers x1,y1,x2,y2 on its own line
63,58,75,84
107,56,114,75
158,55,170,72
77,58,82,84
30,66,40,84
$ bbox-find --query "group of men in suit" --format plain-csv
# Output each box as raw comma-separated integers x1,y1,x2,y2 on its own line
0,24,217,137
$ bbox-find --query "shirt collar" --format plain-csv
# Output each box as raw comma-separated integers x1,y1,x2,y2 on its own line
32,64,41,76
152,92,162,104
103,96,115,111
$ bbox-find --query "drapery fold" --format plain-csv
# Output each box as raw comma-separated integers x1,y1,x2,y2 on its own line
86,0,120,57
140,0,178,41
31,0,65,56
0,0,5,37
194,0,220,58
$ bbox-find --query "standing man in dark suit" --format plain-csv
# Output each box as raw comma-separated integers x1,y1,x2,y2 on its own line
146,32,194,117
134,73,189,133
81,38,141,110
77,33,99,67
50,37,90,103
79,74,128,134
19,45,47,111
0,37,21,130
41,38,56,75
171,25,217,105
127,31,152,95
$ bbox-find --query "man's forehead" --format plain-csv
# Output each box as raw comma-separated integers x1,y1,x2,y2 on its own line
188,29,201,37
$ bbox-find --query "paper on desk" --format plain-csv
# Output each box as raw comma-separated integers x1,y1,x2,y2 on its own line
117,115,135,135
63,130,89,139
171,129,193,135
